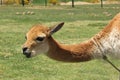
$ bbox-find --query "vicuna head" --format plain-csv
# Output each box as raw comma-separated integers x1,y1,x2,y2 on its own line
22,22,64,58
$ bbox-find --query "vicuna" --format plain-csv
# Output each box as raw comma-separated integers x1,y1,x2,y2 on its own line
22,13,120,62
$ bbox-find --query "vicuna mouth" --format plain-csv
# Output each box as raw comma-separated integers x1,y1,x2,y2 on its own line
25,53,31,58
23,52,31,58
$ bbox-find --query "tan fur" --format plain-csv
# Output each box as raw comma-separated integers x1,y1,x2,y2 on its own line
46,36,94,62
23,13,120,62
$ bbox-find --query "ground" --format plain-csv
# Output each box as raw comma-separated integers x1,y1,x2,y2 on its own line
0,4,120,80
60,1,120,5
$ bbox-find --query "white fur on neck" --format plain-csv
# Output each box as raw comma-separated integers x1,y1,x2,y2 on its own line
92,27,120,59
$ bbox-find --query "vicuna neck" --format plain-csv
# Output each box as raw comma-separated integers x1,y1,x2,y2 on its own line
46,36,94,62
46,13,120,62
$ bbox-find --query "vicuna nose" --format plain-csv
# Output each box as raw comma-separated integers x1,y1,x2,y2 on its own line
22,47,28,54
22,47,31,58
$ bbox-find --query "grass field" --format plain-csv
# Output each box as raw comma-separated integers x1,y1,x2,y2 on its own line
0,4,120,80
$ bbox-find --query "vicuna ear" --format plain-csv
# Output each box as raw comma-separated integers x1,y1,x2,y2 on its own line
49,22,64,35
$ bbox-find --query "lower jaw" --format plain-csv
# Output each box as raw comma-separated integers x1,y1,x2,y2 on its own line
26,53,31,58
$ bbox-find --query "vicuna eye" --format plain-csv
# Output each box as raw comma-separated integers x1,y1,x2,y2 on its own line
36,37,44,41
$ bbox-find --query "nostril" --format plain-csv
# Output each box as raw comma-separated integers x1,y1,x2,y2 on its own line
22,47,28,52
22,47,31,57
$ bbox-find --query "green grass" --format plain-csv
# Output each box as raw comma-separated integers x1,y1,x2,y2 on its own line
0,4,120,80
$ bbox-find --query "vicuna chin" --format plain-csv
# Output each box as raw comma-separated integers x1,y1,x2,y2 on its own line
22,13,120,62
